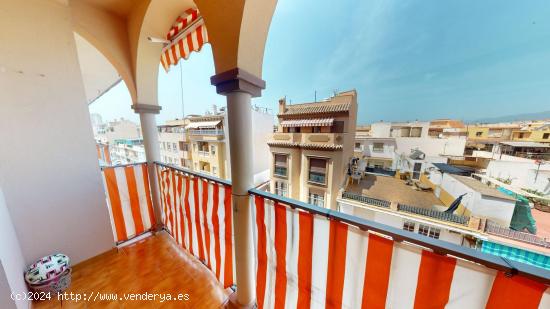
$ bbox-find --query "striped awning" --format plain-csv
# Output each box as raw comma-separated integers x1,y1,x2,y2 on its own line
280,118,334,127
160,9,209,71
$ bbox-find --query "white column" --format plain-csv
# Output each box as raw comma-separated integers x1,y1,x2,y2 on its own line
226,91,255,307
133,104,163,227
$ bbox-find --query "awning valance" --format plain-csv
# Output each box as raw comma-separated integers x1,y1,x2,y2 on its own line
186,120,221,129
160,9,209,71
280,118,334,128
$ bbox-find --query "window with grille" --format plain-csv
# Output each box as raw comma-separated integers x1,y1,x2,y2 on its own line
308,191,325,207
274,181,287,197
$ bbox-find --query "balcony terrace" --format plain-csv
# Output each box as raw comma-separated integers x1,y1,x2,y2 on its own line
59,162,548,308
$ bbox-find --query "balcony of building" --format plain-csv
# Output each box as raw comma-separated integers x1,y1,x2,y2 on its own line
60,162,550,308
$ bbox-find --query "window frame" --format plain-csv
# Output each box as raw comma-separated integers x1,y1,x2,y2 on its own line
308,157,328,185
403,221,415,232
273,153,289,178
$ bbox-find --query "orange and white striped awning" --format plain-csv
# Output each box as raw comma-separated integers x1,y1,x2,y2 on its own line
280,118,334,127
160,8,209,71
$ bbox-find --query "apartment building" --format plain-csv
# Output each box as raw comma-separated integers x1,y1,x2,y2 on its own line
512,122,550,143
158,118,191,168
356,121,467,180
429,119,467,138
110,138,146,164
95,118,142,145
158,107,273,182
187,114,229,178
268,90,358,209
466,123,520,152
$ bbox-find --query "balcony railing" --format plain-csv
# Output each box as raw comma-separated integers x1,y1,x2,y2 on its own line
100,162,156,244
197,150,210,157
102,162,550,308
365,166,396,177
398,203,470,225
342,191,390,208
188,129,224,136
250,188,550,307
485,221,550,248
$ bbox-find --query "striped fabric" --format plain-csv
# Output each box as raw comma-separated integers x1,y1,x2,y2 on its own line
156,165,235,288
101,163,155,243
160,9,209,72
96,143,111,165
252,196,550,309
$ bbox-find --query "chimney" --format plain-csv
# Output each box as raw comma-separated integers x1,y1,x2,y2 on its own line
278,97,286,114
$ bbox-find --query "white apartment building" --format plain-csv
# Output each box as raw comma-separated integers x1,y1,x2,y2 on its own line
95,118,142,145
356,121,467,179
110,139,146,165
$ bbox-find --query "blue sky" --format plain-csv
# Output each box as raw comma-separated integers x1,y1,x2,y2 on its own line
90,0,550,125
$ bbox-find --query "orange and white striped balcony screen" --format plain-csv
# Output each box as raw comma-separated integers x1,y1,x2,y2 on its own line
156,165,235,288
96,143,111,165
252,196,550,309
160,9,208,72
101,163,156,243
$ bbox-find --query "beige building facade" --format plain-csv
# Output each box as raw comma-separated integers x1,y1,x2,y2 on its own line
268,90,358,209
158,118,192,169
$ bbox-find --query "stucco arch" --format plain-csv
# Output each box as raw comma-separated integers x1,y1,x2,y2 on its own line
71,0,137,103
195,0,277,78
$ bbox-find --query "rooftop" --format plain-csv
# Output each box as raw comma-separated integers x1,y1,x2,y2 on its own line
450,175,516,201
346,174,444,209
278,90,354,116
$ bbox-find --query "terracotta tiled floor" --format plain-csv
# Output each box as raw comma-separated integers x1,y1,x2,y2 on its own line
33,232,230,308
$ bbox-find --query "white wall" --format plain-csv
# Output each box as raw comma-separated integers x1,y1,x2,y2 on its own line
338,200,465,245
486,160,550,194
0,0,114,265
0,188,28,309
225,108,274,185
395,137,466,157
472,151,534,162
440,174,515,226
361,139,396,160
370,122,392,138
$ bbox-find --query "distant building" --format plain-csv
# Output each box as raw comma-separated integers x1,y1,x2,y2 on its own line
466,122,520,153
356,121,467,180
268,90,358,209
90,113,103,136
429,119,467,138
158,118,190,169
512,121,550,143
96,118,142,145
110,138,146,165
158,106,274,183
